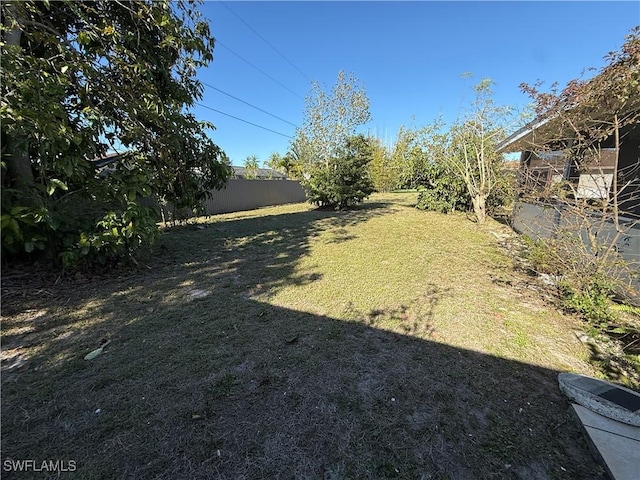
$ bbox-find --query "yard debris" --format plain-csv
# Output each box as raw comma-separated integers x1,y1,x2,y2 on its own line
187,288,210,299
84,339,111,360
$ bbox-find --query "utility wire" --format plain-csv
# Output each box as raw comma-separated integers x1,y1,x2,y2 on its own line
220,1,312,83
196,102,293,139
202,81,297,127
216,40,304,100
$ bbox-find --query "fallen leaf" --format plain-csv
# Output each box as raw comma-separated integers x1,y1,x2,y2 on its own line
85,340,111,360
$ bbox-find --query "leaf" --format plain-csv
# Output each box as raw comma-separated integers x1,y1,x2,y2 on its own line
47,179,68,196
608,327,628,334
61,65,69,74
84,340,111,360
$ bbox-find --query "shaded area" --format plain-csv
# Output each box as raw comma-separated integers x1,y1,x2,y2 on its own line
1,200,605,479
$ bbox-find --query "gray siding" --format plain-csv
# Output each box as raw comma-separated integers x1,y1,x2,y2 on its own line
512,200,640,303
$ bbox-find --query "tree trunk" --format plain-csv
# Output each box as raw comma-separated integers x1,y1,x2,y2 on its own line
472,194,487,223
3,6,35,192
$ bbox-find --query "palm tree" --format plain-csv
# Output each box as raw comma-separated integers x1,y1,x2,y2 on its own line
243,155,259,179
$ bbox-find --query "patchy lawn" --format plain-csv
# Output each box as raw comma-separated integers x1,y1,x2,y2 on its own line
1,192,607,479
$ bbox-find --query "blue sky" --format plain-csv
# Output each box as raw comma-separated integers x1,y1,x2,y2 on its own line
192,1,639,166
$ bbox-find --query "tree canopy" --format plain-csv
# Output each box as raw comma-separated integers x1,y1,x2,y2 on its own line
292,71,373,209
294,70,371,168
1,0,231,266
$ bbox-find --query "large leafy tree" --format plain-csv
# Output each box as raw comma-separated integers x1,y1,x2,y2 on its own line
1,0,231,265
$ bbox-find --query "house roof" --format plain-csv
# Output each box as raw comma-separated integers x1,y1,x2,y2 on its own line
231,166,287,179
497,104,640,153
497,53,640,154
92,151,125,168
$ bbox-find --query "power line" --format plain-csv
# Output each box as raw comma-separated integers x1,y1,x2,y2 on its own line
215,40,305,100
220,1,312,83
202,82,297,127
196,102,293,139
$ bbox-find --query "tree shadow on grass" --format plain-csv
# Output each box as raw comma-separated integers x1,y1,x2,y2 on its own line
0,203,607,480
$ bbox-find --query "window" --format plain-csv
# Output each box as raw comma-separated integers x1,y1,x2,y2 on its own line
575,148,617,199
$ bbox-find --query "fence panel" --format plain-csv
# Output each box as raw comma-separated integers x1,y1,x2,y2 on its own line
149,179,307,220
202,179,306,215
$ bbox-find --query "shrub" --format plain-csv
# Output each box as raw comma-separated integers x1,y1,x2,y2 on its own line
415,161,470,214
303,135,375,210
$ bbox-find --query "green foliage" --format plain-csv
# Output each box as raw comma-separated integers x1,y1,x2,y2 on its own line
524,237,636,341
416,161,470,214
302,135,375,210
368,137,399,192
560,276,615,325
391,125,437,190
1,0,230,267
293,70,371,167
243,155,259,180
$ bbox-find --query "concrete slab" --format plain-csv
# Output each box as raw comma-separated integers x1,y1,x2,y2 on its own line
572,404,640,480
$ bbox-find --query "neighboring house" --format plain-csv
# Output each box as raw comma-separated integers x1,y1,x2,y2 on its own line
231,166,288,180
497,116,640,219
497,94,640,301
92,151,127,176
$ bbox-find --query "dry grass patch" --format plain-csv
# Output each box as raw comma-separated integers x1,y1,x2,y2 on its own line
1,192,607,479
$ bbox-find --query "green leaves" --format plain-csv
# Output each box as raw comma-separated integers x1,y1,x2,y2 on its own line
302,135,375,210
1,0,229,267
296,71,371,167
46,179,68,196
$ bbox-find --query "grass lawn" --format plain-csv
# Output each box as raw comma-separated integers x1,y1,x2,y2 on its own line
1,192,608,479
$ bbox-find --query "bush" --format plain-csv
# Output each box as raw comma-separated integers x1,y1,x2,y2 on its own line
302,135,375,210
1,162,160,268
560,275,615,325
415,161,470,214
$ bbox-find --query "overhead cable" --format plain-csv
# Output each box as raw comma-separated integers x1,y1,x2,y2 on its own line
202,82,297,127
216,40,305,101
196,102,293,139
220,1,312,83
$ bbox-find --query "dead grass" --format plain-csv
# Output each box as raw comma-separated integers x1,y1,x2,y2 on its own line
1,192,608,479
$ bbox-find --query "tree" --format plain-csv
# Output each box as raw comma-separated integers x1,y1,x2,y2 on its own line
1,0,231,266
303,134,375,210
264,152,283,173
368,136,398,193
391,123,444,190
445,79,509,223
243,155,259,179
295,70,371,169
264,151,298,178
415,129,471,214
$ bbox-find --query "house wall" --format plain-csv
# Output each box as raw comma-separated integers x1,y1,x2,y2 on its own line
511,200,640,304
